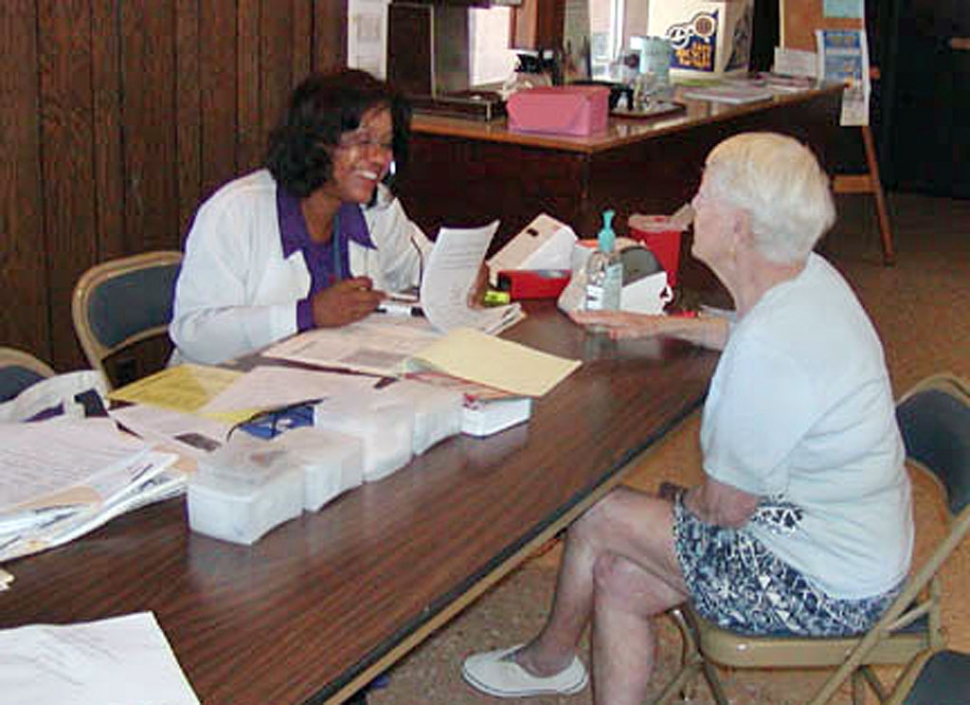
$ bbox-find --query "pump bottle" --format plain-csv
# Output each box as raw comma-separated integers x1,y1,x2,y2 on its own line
584,209,623,311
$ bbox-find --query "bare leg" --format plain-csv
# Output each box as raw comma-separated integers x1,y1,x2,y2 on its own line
515,486,688,703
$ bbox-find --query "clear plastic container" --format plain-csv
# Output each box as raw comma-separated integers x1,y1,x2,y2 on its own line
187,436,303,545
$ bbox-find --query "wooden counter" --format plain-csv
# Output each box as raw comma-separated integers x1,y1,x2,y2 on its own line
396,84,844,292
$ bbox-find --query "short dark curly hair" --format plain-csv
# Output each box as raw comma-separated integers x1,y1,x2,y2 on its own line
266,69,411,198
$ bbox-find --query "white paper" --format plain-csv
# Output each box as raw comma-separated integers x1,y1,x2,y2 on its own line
200,365,378,415
421,222,523,334
773,47,819,78
263,315,443,377
110,405,231,458
0,417,151,512
0,612,200,705
347,0,389,78
0,450,182,563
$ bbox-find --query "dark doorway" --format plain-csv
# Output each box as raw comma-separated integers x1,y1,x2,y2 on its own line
878,0,970,197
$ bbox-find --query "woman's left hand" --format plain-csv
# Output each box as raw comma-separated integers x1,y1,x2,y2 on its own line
466,263,490,309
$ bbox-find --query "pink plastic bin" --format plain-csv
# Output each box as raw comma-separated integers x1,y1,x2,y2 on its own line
507,86,610,137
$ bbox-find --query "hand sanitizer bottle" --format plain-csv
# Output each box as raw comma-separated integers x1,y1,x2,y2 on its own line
585,209,623,311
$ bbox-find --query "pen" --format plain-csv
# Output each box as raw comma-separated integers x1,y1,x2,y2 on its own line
376,301,424,317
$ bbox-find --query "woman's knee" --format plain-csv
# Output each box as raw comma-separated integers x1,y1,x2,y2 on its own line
571,487,637,541
592,553,669,614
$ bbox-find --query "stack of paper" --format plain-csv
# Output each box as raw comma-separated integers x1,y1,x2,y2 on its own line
0,417,181,563
681,81,775,105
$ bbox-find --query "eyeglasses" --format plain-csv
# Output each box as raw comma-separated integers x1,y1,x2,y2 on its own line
338,130,394,153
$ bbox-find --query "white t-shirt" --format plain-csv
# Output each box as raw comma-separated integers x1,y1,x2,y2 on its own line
170,170,432,365
700,253,913,598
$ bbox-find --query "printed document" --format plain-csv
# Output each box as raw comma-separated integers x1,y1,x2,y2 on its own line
263,314,443,377
0,612,200,705
0,417,181,563
421,222,524,335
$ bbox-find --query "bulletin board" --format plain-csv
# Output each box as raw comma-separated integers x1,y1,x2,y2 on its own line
780,0,866,51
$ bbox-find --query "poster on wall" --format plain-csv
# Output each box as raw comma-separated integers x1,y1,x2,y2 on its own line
823,0,864,19
816,28,870,126
563,0,592,82
348,0,389,78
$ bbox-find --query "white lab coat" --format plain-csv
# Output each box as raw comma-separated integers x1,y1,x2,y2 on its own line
169,170,431,365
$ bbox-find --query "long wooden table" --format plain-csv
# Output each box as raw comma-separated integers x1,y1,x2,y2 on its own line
0,304,719,705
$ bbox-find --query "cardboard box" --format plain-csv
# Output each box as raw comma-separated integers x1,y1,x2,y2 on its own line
647,0,754,80
507,86,609,137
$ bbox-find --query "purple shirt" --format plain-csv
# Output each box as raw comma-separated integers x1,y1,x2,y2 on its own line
276,188,376,331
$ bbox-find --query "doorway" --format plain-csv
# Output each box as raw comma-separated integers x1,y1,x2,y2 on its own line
879,0,970,197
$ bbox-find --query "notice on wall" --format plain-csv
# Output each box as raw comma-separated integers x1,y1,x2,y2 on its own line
563,0,592,81
816,28,870,126
348,0,389,78
824,0,864,20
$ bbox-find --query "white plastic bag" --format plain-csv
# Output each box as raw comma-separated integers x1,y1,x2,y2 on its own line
0,370,108,423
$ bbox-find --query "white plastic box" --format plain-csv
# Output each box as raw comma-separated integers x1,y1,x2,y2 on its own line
273,427,364,512
647,0,754,80
313,393,415,482
380,379,463,454
187,437,304,545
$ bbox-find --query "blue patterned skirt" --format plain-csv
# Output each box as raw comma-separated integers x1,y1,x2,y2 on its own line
673,498,901,636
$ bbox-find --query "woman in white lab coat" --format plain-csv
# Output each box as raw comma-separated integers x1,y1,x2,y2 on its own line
170,69,432,365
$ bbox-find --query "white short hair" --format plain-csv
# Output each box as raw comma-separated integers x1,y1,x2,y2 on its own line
704,132,836,264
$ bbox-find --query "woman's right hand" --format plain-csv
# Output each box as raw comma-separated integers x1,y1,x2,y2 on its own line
311,276,384,328
570,310,681,339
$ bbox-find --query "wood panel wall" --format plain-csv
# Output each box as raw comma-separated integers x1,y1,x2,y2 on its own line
1,0,346,371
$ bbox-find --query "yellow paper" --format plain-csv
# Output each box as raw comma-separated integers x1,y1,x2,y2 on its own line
109,364,243,414
409,328,581,397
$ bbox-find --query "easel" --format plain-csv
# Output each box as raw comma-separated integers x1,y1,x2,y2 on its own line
781,0,895,265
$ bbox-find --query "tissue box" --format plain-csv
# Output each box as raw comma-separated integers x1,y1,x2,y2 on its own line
648,0,754,79
487,213,577,285
187,437,304,545
507,86,609,136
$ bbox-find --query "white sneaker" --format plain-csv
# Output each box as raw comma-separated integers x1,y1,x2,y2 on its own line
461,644,589,698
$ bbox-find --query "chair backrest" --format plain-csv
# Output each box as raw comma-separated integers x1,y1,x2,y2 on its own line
72,251,182,389
896,374,970,517
0,347,55,402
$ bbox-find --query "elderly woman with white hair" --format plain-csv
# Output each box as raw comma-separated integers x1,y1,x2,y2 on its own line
461,132,913,705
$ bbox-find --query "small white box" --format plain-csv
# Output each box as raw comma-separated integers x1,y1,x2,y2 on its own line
487,214,577,285
314,394,414,482
381,379,464,455
274,427,364,512
648,0,754,80
187,438,304,545
462,397,533,437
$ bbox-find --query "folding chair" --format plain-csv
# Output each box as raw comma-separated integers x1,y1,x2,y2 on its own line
0,347,55,402
654,373,970,705
72,251,182,389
